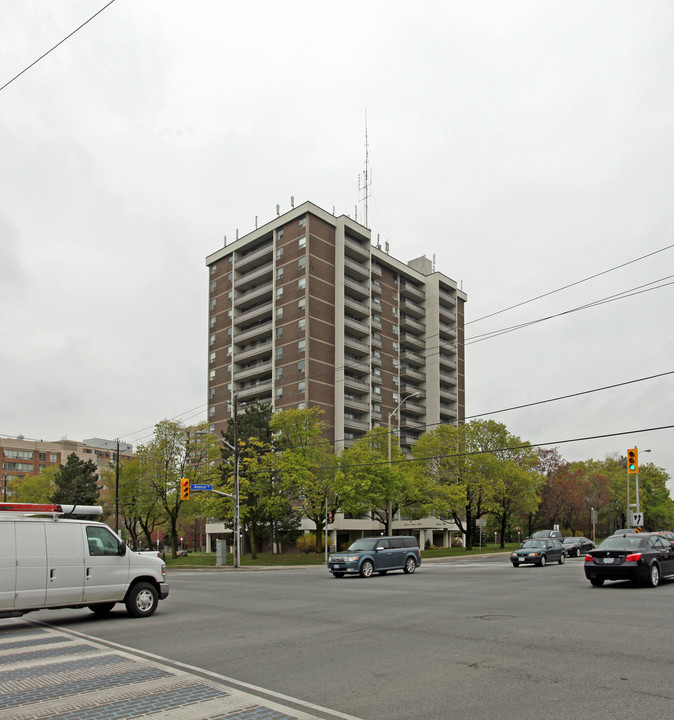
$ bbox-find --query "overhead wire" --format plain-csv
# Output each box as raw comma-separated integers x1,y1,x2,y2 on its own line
0,0,117,93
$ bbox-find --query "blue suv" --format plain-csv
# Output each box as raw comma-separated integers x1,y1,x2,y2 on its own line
328,536,421,578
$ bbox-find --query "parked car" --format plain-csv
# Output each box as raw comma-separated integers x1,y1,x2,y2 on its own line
655,530,674,548
584,532,674,587
327,536,421,578
612,528,640,534
562,536,595,557
530,529,563,542
511,538,566,567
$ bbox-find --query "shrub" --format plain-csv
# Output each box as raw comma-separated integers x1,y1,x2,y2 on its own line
296,533,325,553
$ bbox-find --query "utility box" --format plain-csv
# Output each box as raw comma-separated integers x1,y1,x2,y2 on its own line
216,539,227,566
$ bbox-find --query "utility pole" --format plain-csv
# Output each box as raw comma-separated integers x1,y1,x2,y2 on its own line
115,438,120,534
233,395,240,568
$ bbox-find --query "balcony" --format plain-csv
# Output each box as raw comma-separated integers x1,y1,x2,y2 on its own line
344,373,369,391
344,333,369,354
344,275,370,299
235,300,273,326
234,280,273,311
439,307,457,325
235,242,273,273
400,297,425,319
344,255,370,281
344,394,369,412
234,319,273,346
234,339,273,364
235,262,273,292
400,313,425,334
344,294,370,318
236,378,273,403
345,234,370,262
234,359,273,383
401,348,425,366
344,315,370,337
401,331,424,351
343,413,370,433
400,281,425,304
400,364,426,382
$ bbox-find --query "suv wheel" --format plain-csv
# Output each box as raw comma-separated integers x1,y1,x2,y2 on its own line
403,556,416,574
359,559,374,578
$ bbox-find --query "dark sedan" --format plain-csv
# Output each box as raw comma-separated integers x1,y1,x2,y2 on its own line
584,532,674,587
562,536,595,557
511,538,566,567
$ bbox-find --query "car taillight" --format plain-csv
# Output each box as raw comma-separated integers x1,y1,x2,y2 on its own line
625,553,642,562
584,554,594,562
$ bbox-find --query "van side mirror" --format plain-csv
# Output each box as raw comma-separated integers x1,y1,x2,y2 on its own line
118,540,127,556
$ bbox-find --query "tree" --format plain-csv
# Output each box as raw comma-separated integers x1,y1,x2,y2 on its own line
116,457,164,550
271,407,337,552
5,466,56,503
51,453,100,507
137,419,219,556
337,426,424,535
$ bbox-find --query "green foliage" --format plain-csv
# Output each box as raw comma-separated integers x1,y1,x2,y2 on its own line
296,533,326,553
6,466,56,503
51,453,100,506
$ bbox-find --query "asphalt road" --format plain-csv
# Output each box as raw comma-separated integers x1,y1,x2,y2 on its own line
32,554,674,720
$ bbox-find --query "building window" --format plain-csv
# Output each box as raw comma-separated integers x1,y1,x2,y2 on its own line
210,316,216,328
276,307,284,320
50,453,58,463
298,360,305,373
298,318,305,333
276,327,283,339
227,327,232,338
277,247,284,261
228,272,233,282
298,256,306,270
209,406,215,417
228,290,233,300
210,298,216,309
209,370,216,381
211,264,217,276
298,380,306,394
392,342,399,352
298,339,306,352
392,306,397,317
373,368,381,378
373,385,382,396
393,392,399,403
210,334,216,346
210,351,216,364
276,347,284,359
298,217,306,229
392,324,398,335
298,297,305,312
275,387,283,400
298,277,306,291
210,280,216,292
39,452,46,462
276,367,283,380
276,287,284,300
277,267,284,280
209,388,216,398
298,235,306,249
393,375,399,386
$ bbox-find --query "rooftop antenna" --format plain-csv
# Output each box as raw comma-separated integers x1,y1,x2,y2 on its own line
358,108,372,229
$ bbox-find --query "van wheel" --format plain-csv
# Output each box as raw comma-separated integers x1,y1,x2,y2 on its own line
88,602,115,616
125,581,159,617
403,557,416,574
359,560,374,578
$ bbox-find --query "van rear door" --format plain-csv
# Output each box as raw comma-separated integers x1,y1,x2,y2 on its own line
0,522,16,610
15,521,47,609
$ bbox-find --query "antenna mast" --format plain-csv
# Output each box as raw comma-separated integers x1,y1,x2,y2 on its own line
359,109,371,228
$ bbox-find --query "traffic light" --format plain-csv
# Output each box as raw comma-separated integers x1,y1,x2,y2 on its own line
627,449,639,474
180,478,190,500
327,511,335,524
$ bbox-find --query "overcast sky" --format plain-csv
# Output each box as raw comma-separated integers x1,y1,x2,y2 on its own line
2,1,673,492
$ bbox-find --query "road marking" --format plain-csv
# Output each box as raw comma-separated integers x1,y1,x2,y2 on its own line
0,618,363,720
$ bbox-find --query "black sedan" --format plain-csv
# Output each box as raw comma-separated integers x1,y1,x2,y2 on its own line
584,532,674,587
562,536,595,557
511,538,566,567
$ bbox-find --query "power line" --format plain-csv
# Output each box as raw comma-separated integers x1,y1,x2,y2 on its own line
466,243,674,326
0,0,117,93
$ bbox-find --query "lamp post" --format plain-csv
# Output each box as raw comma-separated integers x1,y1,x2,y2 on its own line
386,391,423,535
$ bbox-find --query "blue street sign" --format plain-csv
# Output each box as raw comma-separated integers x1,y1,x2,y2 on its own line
190,484,213,491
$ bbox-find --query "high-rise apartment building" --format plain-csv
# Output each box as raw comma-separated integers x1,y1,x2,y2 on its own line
205,201,466,451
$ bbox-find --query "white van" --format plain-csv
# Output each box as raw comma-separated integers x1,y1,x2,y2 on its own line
0,503,169,619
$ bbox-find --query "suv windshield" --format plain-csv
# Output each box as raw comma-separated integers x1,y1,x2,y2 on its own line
348,539,378,551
